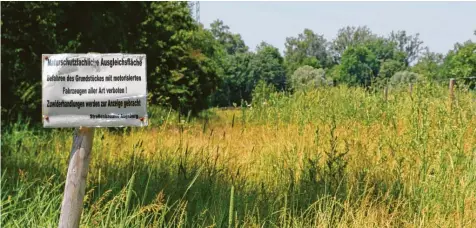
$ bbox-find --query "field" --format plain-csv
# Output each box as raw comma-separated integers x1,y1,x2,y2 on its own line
2,84,476,227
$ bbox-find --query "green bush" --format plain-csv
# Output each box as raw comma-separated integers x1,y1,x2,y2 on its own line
290,65,329,91
389,71,423,88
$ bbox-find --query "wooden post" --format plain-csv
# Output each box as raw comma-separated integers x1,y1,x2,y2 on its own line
409,83,413,97
59,127,95,228
449,78,456,101
384,86,388,101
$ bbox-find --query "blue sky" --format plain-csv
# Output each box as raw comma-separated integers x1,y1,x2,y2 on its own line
199,1,476,55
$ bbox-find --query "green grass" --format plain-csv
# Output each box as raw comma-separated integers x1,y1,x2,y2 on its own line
1,83,476,227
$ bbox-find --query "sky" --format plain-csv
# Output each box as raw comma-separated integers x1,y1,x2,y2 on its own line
199,1,476,55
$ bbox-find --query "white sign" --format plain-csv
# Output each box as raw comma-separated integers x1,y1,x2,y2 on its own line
42,53,148,127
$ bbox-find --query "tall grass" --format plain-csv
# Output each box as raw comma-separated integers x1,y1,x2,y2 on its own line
1,84,475,227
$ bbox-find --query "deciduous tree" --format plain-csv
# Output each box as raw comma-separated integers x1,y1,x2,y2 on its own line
284,29,330,75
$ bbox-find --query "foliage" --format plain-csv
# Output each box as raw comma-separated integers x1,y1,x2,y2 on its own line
325,65,340,84
1,1,473,124
209,19,248,55
332,35,409,88
331,26,376,62
209,23,286,107
251,42,287,90
290,65,328,91
284,29,331,75
2,2,476,226
1,1,221,123
251,80,276,107
337,45,379,87
440,40,476,89
365,37,407,64
3,85,476,227
389,30,425,65
207,20,254,107
378,59,406,80
1,2,76,123
441,40,476,78
411,48,445,80
389,71,423,88
210,52,255,107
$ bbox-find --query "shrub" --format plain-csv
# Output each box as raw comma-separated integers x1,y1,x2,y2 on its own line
389,71,423,88
290,65,329,91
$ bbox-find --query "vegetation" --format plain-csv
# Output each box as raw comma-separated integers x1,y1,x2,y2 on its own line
389,71,423,89
1,1,221,120
2,84,476,227
2,2,475,123
1,1,476,227
290,66,328,91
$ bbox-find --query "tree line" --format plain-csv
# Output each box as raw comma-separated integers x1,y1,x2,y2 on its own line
1,2,475,124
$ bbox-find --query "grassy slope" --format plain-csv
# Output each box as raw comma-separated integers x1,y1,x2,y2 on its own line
2,84,476,227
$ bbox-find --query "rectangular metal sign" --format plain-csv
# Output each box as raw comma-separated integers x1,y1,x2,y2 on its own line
42,53,148,127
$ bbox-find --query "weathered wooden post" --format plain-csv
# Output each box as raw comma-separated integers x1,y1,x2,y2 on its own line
384,86,388,102
59,127,95,228
449,78,456,111
42,53,148,228
449,78,456,101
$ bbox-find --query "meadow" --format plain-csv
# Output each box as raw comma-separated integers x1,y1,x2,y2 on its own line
2,83,476,227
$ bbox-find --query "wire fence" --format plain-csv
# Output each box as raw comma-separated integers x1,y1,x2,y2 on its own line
433,76,476,82
380,76,476,90
380,76,476,103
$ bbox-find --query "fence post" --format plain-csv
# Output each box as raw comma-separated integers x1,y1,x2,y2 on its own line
449,78,456,101
384,86,388,102
409,83,413,97
449,78,456,111
59,127,95,228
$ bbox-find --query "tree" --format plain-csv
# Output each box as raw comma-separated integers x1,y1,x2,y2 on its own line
207,20,259,107
210,52,255,106
252,42,287,90
211,42,287,107
378,59,406,80
1,2,70,122
337,45,379,87
365,37,407,64
331,26,376,62
1,2,221,123
334,35,407,87
164,25,222,114
290,65,328,91
389,30,425,66
326,65,340,85
210,19,248,55
441,40,476,88
284,29,330,75
411,48,444,80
